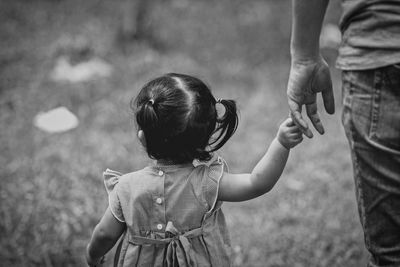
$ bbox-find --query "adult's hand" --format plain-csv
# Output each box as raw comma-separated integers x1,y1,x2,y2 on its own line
287,55,334,138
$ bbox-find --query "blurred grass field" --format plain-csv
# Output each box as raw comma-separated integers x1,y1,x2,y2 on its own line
0,0,369,266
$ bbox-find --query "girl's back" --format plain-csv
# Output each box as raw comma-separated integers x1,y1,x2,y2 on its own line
105,157,231,266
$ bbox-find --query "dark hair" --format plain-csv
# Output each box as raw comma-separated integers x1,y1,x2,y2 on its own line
132,73,238,163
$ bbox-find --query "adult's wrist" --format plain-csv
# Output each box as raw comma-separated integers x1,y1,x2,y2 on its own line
290,52,321,65
290,34,320,60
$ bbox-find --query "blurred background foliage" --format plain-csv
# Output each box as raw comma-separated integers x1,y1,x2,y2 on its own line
0,0,368,266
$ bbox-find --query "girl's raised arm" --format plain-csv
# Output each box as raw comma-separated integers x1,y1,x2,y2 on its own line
218,118,302,202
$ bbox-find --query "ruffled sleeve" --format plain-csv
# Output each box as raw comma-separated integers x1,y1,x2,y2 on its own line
103,169,125,222
202,156,228,213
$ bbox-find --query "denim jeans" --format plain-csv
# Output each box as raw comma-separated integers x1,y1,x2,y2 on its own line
342,64,400,267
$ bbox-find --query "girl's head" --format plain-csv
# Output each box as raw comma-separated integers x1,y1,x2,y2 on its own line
132,73,238,163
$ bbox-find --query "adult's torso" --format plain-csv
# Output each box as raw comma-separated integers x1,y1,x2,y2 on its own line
336,0,400,70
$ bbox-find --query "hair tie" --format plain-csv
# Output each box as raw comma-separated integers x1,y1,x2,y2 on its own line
148,99,155,105
216,98,222,104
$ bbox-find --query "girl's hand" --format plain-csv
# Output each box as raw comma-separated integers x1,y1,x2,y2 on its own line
277,117,303,149
85,246,105,267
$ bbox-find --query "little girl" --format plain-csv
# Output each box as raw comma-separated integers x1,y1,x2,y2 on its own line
86,73,303,267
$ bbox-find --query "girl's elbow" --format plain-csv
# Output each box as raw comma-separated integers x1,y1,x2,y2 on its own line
250,175,275,196
253,185,273,197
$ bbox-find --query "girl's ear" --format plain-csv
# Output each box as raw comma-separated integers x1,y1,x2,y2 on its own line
137,130,146,147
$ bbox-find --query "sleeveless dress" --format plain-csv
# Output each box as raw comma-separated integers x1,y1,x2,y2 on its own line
103,156,233,267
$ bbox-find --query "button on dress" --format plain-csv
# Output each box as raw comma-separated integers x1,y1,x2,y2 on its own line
103,156,232,267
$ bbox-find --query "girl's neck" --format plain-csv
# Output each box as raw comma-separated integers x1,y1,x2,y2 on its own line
155,159,193,167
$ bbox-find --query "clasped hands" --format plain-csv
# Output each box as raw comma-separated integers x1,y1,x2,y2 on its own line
287,55,335,138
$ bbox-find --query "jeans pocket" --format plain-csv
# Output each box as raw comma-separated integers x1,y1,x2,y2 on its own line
345,71,374,143
346,69,400,155
368,67,400,154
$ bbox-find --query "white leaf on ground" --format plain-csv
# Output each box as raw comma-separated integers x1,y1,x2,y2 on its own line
320,23,341,49
50,56,113,83
285,178,305,191
34,106,79,133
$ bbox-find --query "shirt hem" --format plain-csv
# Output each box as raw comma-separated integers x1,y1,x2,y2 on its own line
336,56,400,71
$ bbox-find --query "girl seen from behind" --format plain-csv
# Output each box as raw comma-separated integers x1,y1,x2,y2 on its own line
86,73,303,267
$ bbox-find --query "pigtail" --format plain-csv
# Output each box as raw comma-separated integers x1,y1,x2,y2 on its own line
136,99,160,158
136,100,158,131
209,99,238,152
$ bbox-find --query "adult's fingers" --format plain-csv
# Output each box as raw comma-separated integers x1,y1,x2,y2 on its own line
286,117,295,127
322,85,335,114
288,99,313,138
282,117,294,127
287,118,302,130
315,60,335,115
306,102,325,135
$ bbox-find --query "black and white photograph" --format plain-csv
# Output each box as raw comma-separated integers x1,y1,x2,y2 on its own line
1,0,399,266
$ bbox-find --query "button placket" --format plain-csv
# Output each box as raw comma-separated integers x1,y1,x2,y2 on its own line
154,168,165,232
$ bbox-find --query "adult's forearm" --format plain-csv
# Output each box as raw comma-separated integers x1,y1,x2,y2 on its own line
291,0,330,61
